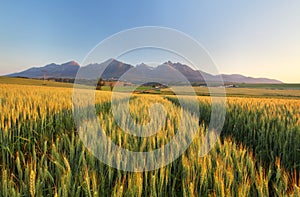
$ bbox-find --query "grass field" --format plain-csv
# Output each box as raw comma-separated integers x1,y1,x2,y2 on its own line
2,76,300,98
0,80,299,196
161,86,300,98
235,83,300,90
0,77,75,88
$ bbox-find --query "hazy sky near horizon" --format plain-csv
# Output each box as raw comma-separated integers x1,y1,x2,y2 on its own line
0,1,299,82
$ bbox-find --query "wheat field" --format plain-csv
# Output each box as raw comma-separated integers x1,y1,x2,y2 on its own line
0,84,299,196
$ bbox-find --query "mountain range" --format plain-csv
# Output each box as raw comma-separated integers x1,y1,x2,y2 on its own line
7,59,282,84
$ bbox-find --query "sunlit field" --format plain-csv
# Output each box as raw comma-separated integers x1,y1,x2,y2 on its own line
0,83,299,196
162,86,300,98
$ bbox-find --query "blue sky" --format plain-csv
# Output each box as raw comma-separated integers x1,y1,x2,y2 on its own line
0,1,299,82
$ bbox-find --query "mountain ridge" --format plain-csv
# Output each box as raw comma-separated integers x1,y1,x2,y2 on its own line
6,59,283,84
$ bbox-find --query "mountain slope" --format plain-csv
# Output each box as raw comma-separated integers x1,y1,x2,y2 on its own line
78,59,134,80
6,59,283,84
8,61,80,78
220,74,282,84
